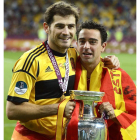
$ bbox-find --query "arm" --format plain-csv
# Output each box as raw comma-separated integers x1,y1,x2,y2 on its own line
6,100,75,122
6,101,59,122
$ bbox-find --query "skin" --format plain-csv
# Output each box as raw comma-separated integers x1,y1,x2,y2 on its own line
77,29,121,125
6,100,75,122
102,56,120,69
43,15,76,53
77,29,106,78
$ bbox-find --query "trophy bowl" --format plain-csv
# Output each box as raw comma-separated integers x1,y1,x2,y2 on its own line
69,90,105,102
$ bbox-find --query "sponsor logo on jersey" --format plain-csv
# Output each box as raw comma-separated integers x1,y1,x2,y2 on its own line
14,81,27,95
45,66,53,72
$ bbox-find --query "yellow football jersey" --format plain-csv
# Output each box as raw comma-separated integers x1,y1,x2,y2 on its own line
7,40,77,138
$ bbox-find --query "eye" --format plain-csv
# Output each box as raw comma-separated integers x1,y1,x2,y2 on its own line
79,40,85,45
56,24,64,29
90,40,96,44
68,25,75,29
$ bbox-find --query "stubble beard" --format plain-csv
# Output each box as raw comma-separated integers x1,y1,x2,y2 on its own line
49,29,73,52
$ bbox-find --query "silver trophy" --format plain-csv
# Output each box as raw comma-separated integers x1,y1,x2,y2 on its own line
65,90,107,140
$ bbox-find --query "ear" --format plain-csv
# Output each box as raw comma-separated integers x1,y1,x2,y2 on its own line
75,41,80,55
101,42,107,53
43,22,49,33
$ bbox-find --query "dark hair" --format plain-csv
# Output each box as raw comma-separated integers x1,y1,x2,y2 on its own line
76,21,107,44
44,1,80,26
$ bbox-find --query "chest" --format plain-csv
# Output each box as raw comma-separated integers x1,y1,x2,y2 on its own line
38,55,75,81
34,54,76,101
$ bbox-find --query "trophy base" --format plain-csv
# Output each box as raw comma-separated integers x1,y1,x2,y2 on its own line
78,118,107,140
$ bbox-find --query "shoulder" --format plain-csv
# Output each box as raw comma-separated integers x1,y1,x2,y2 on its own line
69,46,76,51
68,46,77,58
102,67,134,81
103,67,129,75
13,42,46,72
117,68,136,86
104,67,136,88
117,68,133,80
24,42,46,59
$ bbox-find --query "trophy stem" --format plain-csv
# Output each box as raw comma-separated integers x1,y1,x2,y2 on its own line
80,100,96,120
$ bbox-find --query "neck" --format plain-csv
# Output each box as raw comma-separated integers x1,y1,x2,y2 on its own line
48,40,67,54
81,61,100,78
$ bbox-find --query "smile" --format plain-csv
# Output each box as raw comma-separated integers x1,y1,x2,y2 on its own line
59,38,71,43
60,37,71,40
83,53,92,55
62,38,69,40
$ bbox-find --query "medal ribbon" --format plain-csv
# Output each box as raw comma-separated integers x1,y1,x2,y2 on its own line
46,43,69,95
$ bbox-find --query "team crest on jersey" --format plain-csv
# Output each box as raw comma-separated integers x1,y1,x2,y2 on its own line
14,81,27,95
58,63,66,69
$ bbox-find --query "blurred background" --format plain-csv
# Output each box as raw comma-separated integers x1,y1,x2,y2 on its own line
4,0,136,53
4,0,136,139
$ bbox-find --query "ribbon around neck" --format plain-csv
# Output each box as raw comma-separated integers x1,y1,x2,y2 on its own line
46,43,69,95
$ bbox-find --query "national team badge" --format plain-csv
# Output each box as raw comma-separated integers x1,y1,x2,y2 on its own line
58,63,65,69
14,81,27,95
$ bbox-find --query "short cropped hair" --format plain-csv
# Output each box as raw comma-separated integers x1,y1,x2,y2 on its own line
44,1,80,26
76,21,107,44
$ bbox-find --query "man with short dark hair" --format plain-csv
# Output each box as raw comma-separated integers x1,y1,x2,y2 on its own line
67,21,136,140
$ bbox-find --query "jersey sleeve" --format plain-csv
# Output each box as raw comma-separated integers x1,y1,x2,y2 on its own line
7,51,39,103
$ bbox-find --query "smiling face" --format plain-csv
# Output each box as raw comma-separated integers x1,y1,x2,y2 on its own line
77,29,106,66
44,15,76,53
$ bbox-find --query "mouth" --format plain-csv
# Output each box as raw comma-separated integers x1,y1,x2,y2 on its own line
83,53,92,56
60,37,71,41
82,52,93,59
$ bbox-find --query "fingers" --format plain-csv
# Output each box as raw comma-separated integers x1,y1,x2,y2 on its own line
102,55,120,69
99,102,115,119
64,101,76,119
99,102,113,113
109,55,120,69
99,102,110,113
106,110,116,119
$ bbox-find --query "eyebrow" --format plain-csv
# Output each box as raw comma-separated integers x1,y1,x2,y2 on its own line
55,23,75,26
79,38,98,41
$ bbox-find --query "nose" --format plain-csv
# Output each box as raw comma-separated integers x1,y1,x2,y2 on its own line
83,42,90,49
62,26,69,35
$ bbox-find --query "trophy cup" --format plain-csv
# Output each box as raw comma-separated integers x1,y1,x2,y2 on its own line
65,90,107,140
